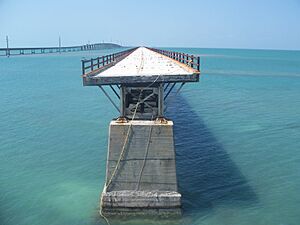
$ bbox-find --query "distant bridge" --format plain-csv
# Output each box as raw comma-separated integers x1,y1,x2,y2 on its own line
0,43,122,57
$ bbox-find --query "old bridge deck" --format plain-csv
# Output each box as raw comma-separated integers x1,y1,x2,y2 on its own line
81,46,201,216
82,47,200,85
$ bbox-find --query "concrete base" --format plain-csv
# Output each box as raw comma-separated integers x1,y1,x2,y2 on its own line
101,120,181,215
101,190,181,216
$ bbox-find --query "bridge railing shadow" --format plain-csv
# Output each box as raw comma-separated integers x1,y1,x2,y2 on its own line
166,93,258,215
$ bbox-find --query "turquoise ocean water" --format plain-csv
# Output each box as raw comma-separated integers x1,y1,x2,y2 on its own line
0,47,300,225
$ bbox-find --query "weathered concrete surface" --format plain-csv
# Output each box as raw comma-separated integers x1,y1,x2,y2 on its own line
102,191,181,208
95,47,194,77
102,206,181,217
84,47,199,85
102,191,181,216
101,120,181,215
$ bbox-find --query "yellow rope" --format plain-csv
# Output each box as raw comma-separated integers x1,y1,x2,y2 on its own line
99,75,160,224
99,92,142,225
135,115,154,191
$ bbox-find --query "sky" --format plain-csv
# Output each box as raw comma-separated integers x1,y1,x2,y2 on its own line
0,0,300,50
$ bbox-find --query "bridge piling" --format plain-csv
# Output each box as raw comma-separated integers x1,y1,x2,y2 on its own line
81,47,201,217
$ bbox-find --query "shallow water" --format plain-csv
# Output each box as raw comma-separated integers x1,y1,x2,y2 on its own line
1,48,300,225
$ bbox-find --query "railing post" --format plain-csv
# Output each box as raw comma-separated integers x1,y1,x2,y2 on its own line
82,61,85,75
97,57,100,68
91,59,94,71
197,56,200,71
187,54,189,66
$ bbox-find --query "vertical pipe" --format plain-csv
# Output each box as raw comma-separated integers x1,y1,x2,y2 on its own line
158,83,164,118
120,85,126,117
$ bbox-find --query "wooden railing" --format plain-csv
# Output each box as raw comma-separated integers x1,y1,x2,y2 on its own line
148,48,200,71
81,47,138,75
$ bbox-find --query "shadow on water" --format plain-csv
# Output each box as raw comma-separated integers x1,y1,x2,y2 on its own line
95,93,258,225
166,94,258,215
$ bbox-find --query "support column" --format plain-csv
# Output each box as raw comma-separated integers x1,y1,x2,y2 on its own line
158,83,164,118
101,120,181,216
120,85,126,118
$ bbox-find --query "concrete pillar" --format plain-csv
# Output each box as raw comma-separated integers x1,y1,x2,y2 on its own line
101,120,181,216
158,83,164,118
120,86,126,118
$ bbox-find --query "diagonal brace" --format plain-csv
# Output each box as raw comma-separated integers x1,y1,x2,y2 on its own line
98,86,120,112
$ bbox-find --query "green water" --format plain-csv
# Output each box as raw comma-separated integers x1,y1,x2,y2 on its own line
1,48,300,225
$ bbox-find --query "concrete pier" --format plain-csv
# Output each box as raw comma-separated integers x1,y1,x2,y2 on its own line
102,120,180,215
81,46,200,216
